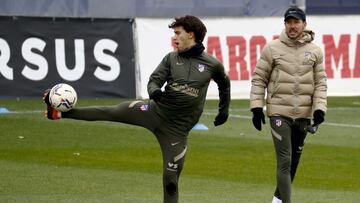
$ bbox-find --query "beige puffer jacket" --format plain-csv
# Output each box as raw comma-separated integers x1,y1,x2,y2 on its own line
250,29,327,119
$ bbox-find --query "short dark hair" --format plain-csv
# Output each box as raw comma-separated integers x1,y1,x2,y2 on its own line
284,7,306,22
168,15,207,43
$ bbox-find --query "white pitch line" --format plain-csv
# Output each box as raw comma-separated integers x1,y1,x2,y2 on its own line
3,110,43,114
203,112,360,129
323,122,360,128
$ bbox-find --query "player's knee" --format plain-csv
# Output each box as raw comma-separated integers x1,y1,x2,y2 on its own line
166,182,177,196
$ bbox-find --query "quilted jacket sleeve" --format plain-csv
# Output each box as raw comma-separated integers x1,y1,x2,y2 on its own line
250,44,273,109
312,48,327,113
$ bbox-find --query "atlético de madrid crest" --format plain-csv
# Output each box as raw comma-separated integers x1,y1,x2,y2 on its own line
275,119,282,127
304,51,311,60
198,64,205,72
302,51,313,65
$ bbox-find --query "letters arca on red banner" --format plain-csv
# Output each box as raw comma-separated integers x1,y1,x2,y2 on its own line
204,34,360,80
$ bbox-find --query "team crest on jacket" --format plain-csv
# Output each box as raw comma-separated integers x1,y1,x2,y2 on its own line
275,119,282,127
197,64,205,72
304,51,311,60
303,51,313,65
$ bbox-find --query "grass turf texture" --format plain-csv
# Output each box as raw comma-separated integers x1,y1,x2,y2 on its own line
0,97,360,202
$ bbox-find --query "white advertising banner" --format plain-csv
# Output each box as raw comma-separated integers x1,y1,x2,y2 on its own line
136,16,360,99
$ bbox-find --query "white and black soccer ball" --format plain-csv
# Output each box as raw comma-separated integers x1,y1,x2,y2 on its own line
49,83,77,112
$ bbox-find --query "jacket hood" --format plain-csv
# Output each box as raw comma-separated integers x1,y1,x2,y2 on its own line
280,29,315,46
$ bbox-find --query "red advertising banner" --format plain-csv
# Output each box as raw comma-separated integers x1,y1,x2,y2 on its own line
136,17,360,99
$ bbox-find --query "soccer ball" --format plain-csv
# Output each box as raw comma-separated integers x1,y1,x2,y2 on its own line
49,83,77,112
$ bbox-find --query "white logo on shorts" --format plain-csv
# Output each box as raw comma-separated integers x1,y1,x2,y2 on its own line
171,142,180,146
167,162,178,171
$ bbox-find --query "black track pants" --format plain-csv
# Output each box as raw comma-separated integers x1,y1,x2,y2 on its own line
270,116,310,203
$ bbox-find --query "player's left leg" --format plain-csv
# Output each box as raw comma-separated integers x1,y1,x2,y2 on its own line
43,87,163,130
270,116,293,203
61,100,162,131
290,119,310,181
154,128,188,203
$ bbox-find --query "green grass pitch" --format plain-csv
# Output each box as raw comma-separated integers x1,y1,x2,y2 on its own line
0,97,360,202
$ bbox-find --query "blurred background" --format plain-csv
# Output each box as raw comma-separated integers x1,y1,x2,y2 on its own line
2,0,360,18
1,1,360,202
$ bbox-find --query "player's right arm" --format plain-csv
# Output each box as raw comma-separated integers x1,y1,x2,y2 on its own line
212,60,230,126
147,53,171,97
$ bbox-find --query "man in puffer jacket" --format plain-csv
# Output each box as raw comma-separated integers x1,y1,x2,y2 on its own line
250,7,327,203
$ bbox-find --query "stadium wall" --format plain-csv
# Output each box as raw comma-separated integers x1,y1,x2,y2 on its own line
136,16,360,99
0,13,359,98
0,0,291,18
0,0,296,99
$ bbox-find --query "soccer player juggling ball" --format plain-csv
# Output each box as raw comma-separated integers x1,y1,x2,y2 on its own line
250,7,327,203
43,15,230,203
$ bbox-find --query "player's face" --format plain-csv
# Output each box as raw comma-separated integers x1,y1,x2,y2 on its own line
285,18,307,40
172,26,195,52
